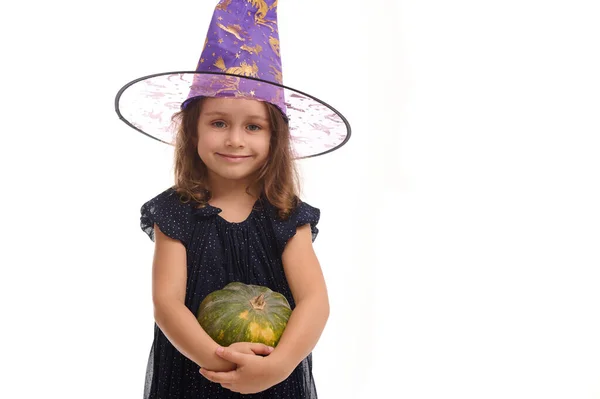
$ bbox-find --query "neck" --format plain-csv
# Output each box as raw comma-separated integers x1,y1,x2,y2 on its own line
207,173,262,203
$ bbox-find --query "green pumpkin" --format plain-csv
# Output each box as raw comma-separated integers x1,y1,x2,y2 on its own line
196,282,292,347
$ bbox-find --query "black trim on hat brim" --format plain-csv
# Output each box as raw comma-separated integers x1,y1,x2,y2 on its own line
114,70,351,160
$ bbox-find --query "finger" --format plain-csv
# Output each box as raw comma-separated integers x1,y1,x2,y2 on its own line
200,370,233,384
220,383,236,391
199,368,236,384
216,346,251,364
250,343,275,356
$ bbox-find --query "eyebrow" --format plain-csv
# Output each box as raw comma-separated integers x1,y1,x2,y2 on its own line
202,111,268,122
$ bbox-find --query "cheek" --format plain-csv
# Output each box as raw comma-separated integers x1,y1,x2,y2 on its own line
258,134,271,156
197,132,217,154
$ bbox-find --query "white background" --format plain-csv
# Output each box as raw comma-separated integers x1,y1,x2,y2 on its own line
2,0,599,398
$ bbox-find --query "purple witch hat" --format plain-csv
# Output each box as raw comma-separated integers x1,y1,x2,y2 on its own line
115,0,351,159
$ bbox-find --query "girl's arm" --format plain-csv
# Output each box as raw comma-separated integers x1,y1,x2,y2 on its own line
267,224,330,377
152,224,235,372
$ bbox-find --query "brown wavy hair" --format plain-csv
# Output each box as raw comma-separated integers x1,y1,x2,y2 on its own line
170,97,300,220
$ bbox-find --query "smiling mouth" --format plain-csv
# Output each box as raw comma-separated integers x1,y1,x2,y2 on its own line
217,153,251,158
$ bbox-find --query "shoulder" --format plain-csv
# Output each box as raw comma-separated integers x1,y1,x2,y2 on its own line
293,200,320,225
140,186,196,246
260,196,320,222
141,187,198,217
263,198,321,255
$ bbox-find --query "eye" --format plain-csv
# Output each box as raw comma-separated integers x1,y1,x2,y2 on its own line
247,124,262,132
212,121,226,128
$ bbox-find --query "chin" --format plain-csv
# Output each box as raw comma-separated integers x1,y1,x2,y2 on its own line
210,166,259,182
217,172,254,181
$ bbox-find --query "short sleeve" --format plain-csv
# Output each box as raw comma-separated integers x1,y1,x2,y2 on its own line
140,188,194,248
272,200,320,255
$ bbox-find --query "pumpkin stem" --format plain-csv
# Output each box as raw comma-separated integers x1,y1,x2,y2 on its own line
250,293,266,310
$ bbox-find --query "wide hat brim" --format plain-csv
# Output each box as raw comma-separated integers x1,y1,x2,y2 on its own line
115,71,351,159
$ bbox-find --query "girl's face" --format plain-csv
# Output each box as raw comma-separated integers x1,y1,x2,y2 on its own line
196,97,271,186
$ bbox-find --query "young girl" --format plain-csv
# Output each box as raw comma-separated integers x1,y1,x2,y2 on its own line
115,1,350,397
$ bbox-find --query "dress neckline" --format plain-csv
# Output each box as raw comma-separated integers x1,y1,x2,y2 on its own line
205,197,264,225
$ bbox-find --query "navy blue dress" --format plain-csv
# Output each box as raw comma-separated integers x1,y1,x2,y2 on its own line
140,187,320,399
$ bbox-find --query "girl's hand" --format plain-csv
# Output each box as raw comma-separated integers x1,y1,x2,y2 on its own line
199,346,286,394
227,342,274,357
201,342,274,373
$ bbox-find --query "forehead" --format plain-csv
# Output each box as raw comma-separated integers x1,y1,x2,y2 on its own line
200,97,269,119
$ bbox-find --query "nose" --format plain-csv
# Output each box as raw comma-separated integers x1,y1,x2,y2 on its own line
225,125,245,148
